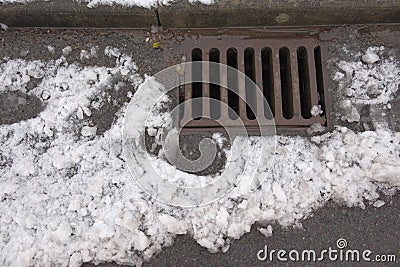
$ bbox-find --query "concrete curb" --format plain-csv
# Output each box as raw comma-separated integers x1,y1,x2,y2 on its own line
159,0,400,28
0,0,158,28
0,0,399,28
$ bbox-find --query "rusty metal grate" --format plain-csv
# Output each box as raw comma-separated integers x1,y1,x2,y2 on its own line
175,30,331,134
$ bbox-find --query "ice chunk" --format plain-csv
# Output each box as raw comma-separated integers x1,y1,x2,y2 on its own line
81,125,97,136
333,71,345,81
82,106,92,116
340,99,352,109
362,52,379,64
69,252,83,267
341,107,360,122
47,46,55,53
68,197,81,211
158,214,188,234
0,23,8,31
105,46,121,58
310,105,323,116
272,182,287,203
307,123,325,134
41,90,51,100
89,179,104,197
62,46,72,55
133,231,149,251
373,200,385,208
77,107,84,119
117,212,140,233
80,50,91,60
16,249,35,267
215,207,229,228
258,225,273,237
53,221,72,242
92,221,115,239
367,82,381,97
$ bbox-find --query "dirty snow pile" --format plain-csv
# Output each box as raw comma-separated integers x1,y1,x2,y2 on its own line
85,0,214,8
0,0,215,8
0,47,400,267
334,46,400,122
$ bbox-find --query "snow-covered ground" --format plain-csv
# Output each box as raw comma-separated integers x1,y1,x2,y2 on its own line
0,46,399,266
0,0,215,8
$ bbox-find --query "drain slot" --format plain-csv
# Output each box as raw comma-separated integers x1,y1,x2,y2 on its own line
297,46,312,119
262,47,274,119
314,46,326,114
244,47,256,120
209,48,221,120
279,47,293,120
176,30,330,134
227,47,239,119
191,48,202,120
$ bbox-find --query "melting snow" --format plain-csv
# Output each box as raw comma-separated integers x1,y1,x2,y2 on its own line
335,47,400,123
0,47,399,266
335,47,400,106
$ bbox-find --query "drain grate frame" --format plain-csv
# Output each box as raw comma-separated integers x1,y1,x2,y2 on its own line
174,28,332,135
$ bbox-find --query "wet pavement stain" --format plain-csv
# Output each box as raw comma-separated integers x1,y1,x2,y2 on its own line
0,91,44,125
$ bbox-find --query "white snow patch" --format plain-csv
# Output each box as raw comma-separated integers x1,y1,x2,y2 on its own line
0,23,8,31
104,46,121,58
80,47,98,61
335,46,400,106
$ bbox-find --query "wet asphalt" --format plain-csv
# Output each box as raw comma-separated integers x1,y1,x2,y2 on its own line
137,195,400,267
84,195,400,267
0,26,399,267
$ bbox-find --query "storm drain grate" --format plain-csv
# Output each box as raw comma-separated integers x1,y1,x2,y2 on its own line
176,30,330,134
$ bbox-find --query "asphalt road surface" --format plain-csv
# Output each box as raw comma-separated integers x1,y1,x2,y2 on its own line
84,194,400,267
